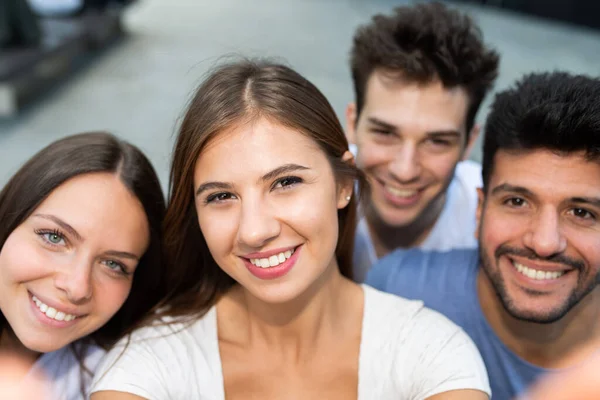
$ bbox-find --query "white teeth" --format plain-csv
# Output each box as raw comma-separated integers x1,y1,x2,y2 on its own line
513,262,565,280
45,307,57,318
32,295,77,322
250,249,295,268
385,185,418,198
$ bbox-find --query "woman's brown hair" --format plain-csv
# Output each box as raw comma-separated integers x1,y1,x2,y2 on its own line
159,59,366,321
0,132,166,384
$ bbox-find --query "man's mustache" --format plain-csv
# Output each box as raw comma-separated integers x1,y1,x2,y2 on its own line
495,245,584,271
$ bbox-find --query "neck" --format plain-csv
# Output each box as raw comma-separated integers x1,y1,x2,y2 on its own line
220,263,361,362
477,270,600,368
365,192,446,258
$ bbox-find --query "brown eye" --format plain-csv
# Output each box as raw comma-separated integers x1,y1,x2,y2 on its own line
273,176,302,190
570,208,595,220
504,197,526,207
206,192,236,204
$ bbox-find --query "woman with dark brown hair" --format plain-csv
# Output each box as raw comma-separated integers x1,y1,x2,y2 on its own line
0,132,166,399
91,60,490,400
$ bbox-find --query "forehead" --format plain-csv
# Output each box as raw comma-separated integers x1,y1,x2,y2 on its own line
362,70,469,134
489,149,600,198
194,118,329,181
33,173,148,236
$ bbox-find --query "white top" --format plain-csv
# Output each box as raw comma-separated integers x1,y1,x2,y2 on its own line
91,285,490,399
353,159,482,282
27,342,105,400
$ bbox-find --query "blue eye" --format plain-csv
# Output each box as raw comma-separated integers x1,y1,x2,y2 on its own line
103,259,129,275
36,229,66,246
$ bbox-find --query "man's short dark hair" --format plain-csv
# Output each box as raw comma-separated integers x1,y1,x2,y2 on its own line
482,71,600,189
350,1,499,135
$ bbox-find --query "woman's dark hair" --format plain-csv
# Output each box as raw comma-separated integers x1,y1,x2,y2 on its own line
482,72,600,190
350,1,499,135
156,59,366,322
0,132,166,374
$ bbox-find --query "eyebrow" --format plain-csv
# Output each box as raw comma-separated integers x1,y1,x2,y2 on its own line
260,164,310,183
33,214,83,242
571,197,600,209
490,183,534,197
195,163,310,196
104,250,140,261
367,117,461,138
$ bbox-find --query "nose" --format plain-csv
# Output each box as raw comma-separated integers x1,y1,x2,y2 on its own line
388,142,421,183
53,257,93,304
523,206,567,259
236,196,280,249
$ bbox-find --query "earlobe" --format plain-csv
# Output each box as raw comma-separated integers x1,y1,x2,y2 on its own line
337,190,353,209
341,150,354,165
345,103,357,145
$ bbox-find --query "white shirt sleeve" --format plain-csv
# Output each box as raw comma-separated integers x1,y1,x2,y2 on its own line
402,307,491,399
90,330,174,399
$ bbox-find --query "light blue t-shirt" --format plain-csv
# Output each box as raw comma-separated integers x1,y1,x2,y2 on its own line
366,248,547,400
352,159,481,282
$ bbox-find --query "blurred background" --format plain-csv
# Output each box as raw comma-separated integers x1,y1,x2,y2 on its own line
1,0,599,191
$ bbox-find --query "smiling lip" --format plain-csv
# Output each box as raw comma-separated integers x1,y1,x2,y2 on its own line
242,245,301,280
378,179,424,207
28,291,84,328
244,246,297,259
506,256,574,287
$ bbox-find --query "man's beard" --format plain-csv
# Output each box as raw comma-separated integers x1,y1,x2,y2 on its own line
479,236,598,324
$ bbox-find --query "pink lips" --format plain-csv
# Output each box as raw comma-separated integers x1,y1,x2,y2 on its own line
243,246,301,280
29,292,81,329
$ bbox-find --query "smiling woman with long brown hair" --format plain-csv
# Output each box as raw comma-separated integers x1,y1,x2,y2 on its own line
0,132,166,399
91,59,490,400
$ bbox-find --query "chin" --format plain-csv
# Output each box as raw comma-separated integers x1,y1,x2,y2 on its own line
251,280,315,305
20,336,68,354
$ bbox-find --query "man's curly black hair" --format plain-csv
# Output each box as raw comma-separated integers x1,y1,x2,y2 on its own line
482,71,600,189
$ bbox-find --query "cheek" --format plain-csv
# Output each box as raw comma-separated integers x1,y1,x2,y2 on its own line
480,208,522,250
0,234,49,284
356,141,391,170
422,153,461,182
282,189,340,243
563,228,600,269
197,209,237,259
93,277,133,317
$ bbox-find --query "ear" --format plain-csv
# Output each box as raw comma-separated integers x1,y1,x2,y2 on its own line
345,103,358,145
462,124,481,161
337,151,355,209
475,187,485,240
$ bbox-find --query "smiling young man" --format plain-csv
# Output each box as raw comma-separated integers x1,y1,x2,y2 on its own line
367,72,600,399
346,2,499,282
